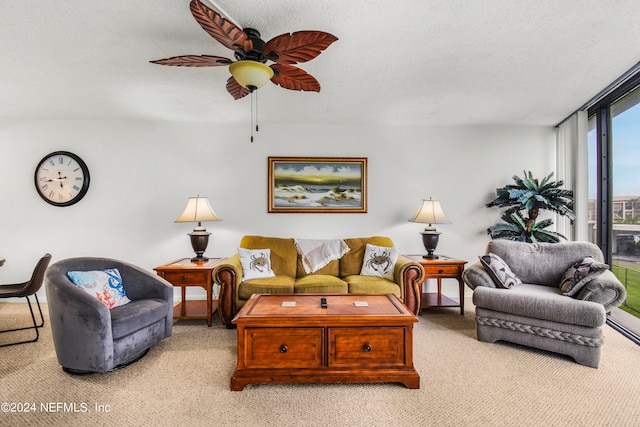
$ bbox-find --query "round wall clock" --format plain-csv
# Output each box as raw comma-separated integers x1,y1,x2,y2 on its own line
34,151,90,207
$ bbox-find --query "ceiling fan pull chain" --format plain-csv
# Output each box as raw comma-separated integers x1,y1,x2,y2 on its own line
250,91,254,143
256,90,260,134
249,90,260,143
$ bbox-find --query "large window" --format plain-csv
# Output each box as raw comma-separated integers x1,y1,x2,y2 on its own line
588,74,640,339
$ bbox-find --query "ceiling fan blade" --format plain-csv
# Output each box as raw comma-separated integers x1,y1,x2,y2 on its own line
263,31,338,64
270,64,321,92
150,55,233,67
226,76,251,100
190,0,252,54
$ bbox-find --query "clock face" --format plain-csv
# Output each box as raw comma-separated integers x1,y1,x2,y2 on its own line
34,151,90,207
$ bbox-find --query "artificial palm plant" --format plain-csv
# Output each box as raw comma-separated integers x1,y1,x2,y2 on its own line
486,171,575,243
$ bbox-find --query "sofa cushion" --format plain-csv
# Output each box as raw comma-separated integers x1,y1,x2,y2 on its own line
479,253,522,289
238,248,276,280
296,257,339,278
340,236,395,277
343,275,401,298
240,236,297,278
360,244,399,281
295,239,350,274
294,275,348,294
110,298,168,340
238,276,296,300
485,240,604,286
560,256,609,297
472,284,606,327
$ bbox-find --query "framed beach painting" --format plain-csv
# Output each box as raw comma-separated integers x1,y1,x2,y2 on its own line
268,157,368,213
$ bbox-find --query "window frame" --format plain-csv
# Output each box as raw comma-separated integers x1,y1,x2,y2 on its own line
587,72,640,264
587,69,640,344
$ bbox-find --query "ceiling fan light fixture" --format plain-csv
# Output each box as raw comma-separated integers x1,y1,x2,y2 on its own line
229,60,274,91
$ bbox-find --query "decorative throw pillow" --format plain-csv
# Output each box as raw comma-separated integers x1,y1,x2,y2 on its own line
360,244,399,281
67,268,131,309
238,248,276,280
559,256,609,297
479,253,522,289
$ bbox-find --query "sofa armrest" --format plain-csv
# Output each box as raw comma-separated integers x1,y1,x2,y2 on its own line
394,256,424,315
575,269,627,312
461,261,497,290
213,254,243,327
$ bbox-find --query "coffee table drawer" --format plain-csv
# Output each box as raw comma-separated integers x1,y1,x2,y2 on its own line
243,327,323,369
328,327,405,367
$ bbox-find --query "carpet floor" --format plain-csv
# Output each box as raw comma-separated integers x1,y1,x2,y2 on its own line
1,300,639,427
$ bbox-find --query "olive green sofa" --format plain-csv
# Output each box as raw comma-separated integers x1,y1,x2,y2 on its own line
213,236,425,327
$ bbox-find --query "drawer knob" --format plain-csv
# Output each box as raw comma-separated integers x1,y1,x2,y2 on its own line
438,269,444,274
363,343,372,352
279,345,288,353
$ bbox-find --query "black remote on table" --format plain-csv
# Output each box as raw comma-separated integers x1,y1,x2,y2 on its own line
321,297,328,308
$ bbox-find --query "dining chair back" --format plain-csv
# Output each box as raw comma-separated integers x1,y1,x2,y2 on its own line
0,253,52,347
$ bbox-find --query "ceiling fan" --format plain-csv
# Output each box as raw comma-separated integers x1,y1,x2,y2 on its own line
151,0,338,100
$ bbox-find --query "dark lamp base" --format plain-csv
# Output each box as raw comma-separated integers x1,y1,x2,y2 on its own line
420,231,441,261
188,230,211,263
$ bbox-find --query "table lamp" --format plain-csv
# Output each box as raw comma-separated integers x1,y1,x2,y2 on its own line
175,196,222,262
408,198,450,259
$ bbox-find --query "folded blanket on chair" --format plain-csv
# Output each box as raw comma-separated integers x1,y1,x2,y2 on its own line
295,239,351,274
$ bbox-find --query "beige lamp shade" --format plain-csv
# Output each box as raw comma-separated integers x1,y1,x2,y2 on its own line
229,60,274,90
408,198,450,227
175,197,222,228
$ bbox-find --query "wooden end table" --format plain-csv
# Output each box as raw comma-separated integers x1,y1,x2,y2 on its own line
405,255,467,315
154,258,223,327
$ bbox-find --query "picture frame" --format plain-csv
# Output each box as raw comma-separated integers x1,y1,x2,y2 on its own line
268,157,368,213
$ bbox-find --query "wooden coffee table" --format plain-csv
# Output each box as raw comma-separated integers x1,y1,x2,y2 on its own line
230,294,420,391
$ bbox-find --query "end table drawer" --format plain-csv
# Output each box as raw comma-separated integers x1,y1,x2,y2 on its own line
243,328,323,369
162,271,209,284
328,327,405,367
423,265,460,275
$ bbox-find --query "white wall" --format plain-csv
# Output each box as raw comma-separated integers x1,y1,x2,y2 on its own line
0,119,556,299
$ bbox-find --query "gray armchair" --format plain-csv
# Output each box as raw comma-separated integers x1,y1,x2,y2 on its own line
463,240,626,368
45,257,173,374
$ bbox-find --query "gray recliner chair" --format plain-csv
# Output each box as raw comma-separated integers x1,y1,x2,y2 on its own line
45,257,173,374
463,240,626,368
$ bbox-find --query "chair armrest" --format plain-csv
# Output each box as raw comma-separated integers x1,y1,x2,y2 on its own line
575,269,627,312
44,269,115,372
394,256,424,315
462,261,497,290
213,254,243,327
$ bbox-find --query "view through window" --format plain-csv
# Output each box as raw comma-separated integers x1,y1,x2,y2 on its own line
588,85,640,335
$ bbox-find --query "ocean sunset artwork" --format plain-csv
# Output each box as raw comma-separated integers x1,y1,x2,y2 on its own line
268,157,368,213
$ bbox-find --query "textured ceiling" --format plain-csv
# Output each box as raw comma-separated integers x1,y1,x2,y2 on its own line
2,0,640,126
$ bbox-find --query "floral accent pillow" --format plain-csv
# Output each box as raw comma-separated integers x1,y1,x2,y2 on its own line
559,256,609,297
479,253,522,289
360,244,400,281
238,248,276,280
67,268,131,309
